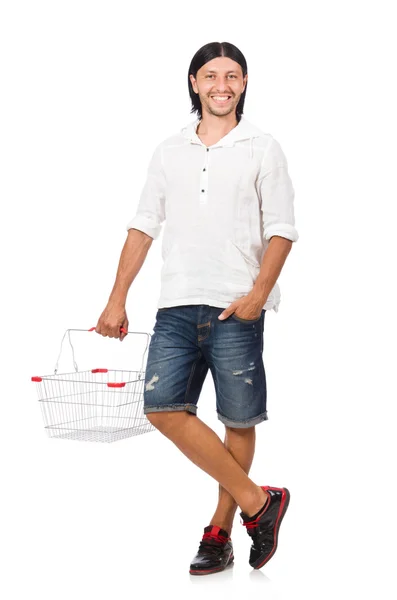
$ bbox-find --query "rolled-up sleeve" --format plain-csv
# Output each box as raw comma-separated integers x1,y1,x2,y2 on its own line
125,143,166,240
257,137,299,243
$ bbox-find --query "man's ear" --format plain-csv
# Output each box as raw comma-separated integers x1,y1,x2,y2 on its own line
190,74,197,94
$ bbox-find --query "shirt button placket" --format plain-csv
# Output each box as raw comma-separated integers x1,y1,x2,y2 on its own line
200,147,209,205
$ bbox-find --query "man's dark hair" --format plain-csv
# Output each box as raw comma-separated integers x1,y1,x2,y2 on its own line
188,41,248,123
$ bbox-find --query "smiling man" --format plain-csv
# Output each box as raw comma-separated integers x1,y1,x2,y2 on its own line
96,41,298,575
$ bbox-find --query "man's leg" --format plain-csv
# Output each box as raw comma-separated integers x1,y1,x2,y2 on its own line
147,411,268,517
209,425,256,535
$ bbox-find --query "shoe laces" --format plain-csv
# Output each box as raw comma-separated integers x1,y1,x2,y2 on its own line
198,531,229,555
241,518,259,541
240,510,264,530
240,492,271,531
241,515,273,545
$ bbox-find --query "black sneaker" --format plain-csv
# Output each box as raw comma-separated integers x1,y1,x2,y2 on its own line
189,525,234,575
240,486,290,569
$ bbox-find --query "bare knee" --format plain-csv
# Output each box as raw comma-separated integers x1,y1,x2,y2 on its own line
146,409,193,432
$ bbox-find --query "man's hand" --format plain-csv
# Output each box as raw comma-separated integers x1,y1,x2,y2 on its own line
218,291,263,321
95,302,129,341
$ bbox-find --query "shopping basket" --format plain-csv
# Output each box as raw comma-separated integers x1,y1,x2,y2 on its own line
31,326,155,443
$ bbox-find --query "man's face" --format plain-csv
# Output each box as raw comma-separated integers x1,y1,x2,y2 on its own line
190,56,247,119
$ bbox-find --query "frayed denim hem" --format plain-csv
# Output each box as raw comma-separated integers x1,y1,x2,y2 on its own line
144,404,197,415
217,411,268,428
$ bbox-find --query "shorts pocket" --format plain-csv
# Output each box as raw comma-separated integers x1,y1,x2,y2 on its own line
230,310,264,323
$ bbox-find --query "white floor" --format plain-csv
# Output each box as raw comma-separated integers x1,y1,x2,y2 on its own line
3,382,395,600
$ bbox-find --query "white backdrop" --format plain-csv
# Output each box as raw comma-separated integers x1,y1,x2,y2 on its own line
1,1,396,598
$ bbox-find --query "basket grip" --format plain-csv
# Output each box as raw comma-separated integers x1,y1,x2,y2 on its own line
53,327,151,375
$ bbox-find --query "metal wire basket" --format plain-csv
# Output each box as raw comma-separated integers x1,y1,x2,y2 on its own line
31,326,154,443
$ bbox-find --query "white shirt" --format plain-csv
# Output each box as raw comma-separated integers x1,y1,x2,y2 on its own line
126,115,299,313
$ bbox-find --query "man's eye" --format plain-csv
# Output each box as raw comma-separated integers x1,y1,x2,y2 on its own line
206,74,236,78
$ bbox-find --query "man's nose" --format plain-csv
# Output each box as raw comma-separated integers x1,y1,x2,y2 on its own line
213,84,230,92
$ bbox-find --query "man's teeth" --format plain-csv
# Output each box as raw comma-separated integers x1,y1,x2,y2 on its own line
212,96,231,101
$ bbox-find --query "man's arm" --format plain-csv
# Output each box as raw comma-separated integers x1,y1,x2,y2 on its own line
96,141,166,339
251,236,293,306
108,228,153,306
252,136,299,306
95,228,153,339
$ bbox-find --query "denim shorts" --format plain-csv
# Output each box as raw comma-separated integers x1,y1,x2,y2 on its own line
143,304,267,428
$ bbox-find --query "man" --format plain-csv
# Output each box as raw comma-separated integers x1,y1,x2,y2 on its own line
95,41,298,575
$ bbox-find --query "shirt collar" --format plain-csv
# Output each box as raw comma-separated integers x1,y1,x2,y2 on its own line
181,115,264,148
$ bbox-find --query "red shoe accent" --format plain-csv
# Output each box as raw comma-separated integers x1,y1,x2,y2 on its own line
241,491,271,529
202,526,230,543
254,488,289,569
